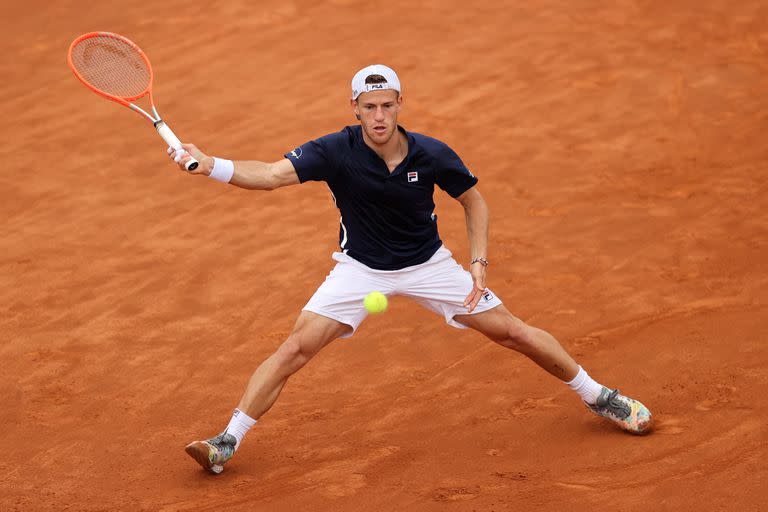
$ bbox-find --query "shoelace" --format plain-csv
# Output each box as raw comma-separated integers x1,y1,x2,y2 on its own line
209,433,236,449
603,389,631,419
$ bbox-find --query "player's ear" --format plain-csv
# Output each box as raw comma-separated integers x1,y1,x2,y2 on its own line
396,94,403,111
351,98,360,121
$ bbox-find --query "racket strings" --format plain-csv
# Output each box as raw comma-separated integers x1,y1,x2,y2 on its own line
70,35,150,99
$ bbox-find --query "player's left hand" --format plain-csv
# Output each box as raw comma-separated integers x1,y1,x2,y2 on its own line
463,262,487,313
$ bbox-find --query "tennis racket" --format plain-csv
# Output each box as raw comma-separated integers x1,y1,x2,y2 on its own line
67,32,198,171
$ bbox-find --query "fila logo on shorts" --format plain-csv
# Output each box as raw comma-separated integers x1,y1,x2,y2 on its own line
483,291,494,302
407,171,419,182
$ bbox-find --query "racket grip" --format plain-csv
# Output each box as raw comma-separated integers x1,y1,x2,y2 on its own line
155,121,199,171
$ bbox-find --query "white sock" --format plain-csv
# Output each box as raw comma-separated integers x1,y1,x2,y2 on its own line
565,366,604,405
224,409,257,450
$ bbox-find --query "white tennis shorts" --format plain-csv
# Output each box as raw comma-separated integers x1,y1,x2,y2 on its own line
303,245,503,338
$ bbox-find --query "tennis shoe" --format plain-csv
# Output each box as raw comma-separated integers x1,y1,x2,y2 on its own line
586,387,653,434
185,432,237,474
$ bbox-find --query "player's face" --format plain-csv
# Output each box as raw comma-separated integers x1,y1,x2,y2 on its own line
352,90,402,145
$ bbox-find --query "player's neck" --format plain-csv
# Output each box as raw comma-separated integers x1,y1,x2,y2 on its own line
362,127,408,171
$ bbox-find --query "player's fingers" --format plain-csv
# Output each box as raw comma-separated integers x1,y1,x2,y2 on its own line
173,153,193,172
463,287,480,308
176,152,192,166
179,143,205,166
468,290,484,313
180,143,198,155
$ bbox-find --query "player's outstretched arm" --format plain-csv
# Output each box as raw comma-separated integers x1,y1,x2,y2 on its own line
168,143,299,191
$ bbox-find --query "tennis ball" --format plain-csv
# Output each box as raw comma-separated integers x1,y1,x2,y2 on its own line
364,291,388,314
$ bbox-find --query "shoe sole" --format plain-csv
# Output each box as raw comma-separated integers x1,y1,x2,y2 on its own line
185,441,224,474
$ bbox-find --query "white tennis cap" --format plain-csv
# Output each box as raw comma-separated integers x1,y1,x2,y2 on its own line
351,64,401,100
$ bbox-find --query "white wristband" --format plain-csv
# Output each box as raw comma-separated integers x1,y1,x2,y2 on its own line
209,157,235,183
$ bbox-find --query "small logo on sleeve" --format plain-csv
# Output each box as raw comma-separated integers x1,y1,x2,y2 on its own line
407,171,419,182
290,147,303,159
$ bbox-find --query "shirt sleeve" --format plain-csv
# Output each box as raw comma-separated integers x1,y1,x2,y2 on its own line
434,143,479,198
284,133,339,183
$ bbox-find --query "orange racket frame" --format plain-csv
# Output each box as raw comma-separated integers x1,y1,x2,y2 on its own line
67,32,198,170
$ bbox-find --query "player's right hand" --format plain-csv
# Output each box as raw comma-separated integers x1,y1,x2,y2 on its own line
167,143,214,175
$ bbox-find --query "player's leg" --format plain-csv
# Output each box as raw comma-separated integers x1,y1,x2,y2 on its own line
454,304,578,381
401,246,652,435
236,311,351,420
455,305,652,434
185,311,348,474
186,251,391,474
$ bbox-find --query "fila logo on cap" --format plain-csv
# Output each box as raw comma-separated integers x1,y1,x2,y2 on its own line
407,171,419,182
351,64,402,100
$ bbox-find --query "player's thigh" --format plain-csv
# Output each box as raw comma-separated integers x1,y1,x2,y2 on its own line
453,304,525,342
289,310,351,356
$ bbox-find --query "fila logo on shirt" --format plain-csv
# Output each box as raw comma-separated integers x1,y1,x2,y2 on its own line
407,171,419,183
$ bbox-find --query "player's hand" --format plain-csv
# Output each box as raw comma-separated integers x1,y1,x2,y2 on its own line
463,262,488,313
167,143,214,175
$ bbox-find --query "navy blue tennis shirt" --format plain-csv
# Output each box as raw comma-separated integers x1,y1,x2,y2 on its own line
285,125,478,271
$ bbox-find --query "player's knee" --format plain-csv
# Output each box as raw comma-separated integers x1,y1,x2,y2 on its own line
494,317,535,352
273,336,311,374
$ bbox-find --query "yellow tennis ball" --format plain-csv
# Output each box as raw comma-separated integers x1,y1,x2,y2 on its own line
364,291,388,314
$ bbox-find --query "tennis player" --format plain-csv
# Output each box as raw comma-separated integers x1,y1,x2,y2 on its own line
170,65,653,474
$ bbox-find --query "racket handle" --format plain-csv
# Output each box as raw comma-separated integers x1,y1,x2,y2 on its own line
155,121,199,171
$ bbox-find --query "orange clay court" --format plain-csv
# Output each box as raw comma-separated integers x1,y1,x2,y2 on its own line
2,1,767,511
